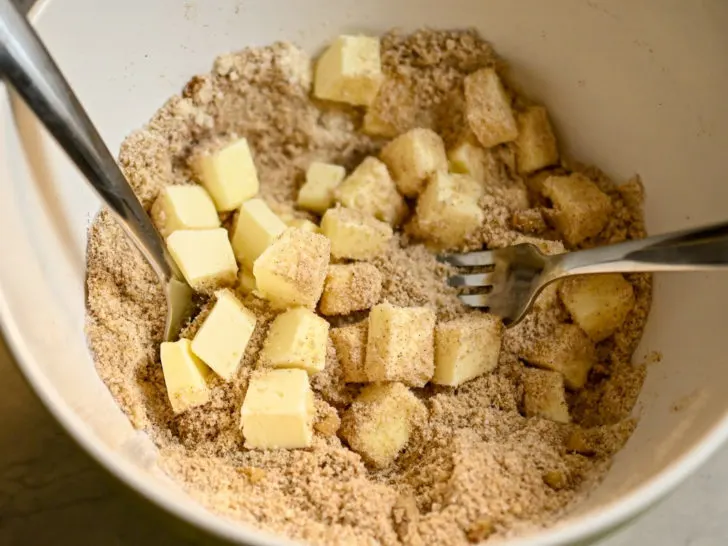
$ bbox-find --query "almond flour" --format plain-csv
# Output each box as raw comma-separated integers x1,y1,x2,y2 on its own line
86,29,650,545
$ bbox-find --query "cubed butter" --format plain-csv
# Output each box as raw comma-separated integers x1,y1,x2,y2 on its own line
166,228,238,293
330,321,368,383
320,206,393,260
231,198,288,268
362,77,417,138
415,171,484,248
365,303,435,387
448,138,489,185
521,367,570,424
298,162,346,214
380,128,448,197
151,185,220,238
542,174,612,246
520,324,596,390
288,218,320,233
559,274,635,342
464,68,518,148
260,307,330,374
515,106,559,174
192,138,260,211
432,314,503,387
314,35,384,106
160,338,210,414
241,369,315,449
253,228,330,309
340,383,426,468
191,289,257,381
319,263,383,316
335,157,407,226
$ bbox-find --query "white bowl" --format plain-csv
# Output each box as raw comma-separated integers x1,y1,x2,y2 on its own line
1,0,728,544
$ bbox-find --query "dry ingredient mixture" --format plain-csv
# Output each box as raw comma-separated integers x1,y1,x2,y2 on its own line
86,29,651,545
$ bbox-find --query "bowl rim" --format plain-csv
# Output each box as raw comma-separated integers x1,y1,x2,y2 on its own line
2,1,728,544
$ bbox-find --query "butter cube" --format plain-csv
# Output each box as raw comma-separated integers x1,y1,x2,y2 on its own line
542,174,612,245
365,303,435,387
288,218,320,233
231,198,287,268
340,383,426,468
192,138,259,211
330,321,368,383
559,274,635,342
298,162,346,214
241,369,315,449
464,68,518,148
380,129,448,197
253,228,330,309
237,267,257,295
520,324,596,390
415,171,484,248
448,138,488,185
160,338,210,414
166,228,237,293
319,263,383,316
151,185,220,238
320,206,393,260
335,157,407,226
362,77,417,138
432,315,503,387
515,106,559,174
260,307,330,374
314,35,384,106
522,368,570,423
191,289,257,381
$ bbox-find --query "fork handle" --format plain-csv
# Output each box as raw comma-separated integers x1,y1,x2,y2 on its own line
559,221,728,275
0,0,174,283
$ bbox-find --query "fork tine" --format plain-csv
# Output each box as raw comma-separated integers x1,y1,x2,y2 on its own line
438,250,496,267
458,293,491,307
447,272,497,288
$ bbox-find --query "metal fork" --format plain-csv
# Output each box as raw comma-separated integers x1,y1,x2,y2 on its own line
441,221,728,326
0,0,192,340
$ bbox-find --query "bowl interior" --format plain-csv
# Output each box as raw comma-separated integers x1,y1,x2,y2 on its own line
1,0,728,544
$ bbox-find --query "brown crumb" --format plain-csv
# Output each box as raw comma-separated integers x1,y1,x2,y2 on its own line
237,466,267,484
466,517,496,543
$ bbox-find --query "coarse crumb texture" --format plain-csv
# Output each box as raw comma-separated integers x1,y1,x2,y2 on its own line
85,29,651,545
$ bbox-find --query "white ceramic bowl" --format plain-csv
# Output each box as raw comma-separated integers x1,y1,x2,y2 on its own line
2,0,728,544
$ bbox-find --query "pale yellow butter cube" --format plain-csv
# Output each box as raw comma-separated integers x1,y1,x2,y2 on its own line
542,174,612,245
415,171,484,248
335,157,407,226
320,206,393,260
319,263,382,316
380,128,448,197
522,367,570,424
260,307,330,374
432,314,503,387
340,383,426,468
559,274,635,342
314,35,384,106
241,368,315,449
464,68,518,148
192,138,260,211
520,324,596,390
362,77,417,138
298,162,346,214
166,228,237,294
151,185,220,238
330,321,368,383
191,289,257,381
448,138,488,185
515,106,559,174
288,218,320,233
253,228,330,309
365,303,435,387
231,198,287,268
160,338,210,414
237,267,257,295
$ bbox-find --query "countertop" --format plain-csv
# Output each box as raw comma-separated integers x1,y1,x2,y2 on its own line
1,333,727,545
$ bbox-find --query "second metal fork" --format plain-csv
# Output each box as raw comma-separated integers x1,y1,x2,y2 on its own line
441,221,728,326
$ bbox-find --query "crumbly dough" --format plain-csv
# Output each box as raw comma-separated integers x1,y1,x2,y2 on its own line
85,29,651,546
